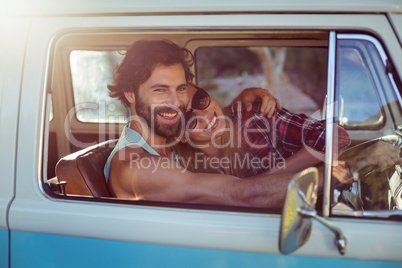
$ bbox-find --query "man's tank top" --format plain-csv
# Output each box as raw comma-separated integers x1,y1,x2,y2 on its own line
104,125,159,182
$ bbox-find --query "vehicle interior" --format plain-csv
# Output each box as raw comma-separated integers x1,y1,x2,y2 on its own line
43,30,402,216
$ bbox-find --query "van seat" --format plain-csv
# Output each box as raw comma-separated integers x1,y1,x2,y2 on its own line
55,139,118,197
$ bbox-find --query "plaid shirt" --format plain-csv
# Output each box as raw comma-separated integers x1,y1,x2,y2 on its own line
225,102,350,175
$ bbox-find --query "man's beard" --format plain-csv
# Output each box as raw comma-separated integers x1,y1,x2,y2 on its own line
135,94,185,138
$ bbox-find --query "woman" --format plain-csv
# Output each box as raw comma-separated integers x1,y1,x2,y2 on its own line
173,83,351,178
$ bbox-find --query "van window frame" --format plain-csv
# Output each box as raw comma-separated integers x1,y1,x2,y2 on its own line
42,29,401,219
330,33,402,219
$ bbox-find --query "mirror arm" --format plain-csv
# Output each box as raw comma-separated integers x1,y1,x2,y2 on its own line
314,215,347,255
297,207,316,218
298,207,346,255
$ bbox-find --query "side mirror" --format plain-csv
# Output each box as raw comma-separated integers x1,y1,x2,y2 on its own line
279,167,347,255
279,167,318,254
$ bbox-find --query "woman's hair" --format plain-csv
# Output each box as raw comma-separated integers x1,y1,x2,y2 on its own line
108,40,195,107
172,116,253,179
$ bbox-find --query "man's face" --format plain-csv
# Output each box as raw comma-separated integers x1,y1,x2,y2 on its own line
135,63,188,138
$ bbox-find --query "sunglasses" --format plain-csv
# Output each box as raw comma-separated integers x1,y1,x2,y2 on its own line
184,86,211,130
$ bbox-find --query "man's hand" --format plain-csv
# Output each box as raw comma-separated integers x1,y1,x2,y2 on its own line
230,87,281,118
332,161,354,184
350,141,401,172
334,141,402,184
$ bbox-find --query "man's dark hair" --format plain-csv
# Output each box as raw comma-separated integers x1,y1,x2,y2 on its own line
108,40,195,107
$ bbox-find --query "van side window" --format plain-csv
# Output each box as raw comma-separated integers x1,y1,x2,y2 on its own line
70,51,127,123
333,34,402,214
336,39,384,129
195,46,328,117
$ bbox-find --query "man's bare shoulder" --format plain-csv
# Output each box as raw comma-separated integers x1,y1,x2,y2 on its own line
108,145,155,199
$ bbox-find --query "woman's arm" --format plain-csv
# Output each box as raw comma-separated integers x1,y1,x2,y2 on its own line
230,87,281,118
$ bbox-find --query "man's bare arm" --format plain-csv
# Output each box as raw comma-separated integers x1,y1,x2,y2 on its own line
110,152,296,208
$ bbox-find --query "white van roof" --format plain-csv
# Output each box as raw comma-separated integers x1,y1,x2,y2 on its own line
3,0,402,17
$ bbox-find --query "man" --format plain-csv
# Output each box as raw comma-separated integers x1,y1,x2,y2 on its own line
104,39,296,208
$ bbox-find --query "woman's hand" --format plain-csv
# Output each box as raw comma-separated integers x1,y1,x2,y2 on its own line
231,87,281,118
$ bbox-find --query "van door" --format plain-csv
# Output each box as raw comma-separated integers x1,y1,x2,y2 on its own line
0,17,31,267
7,13,402,267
